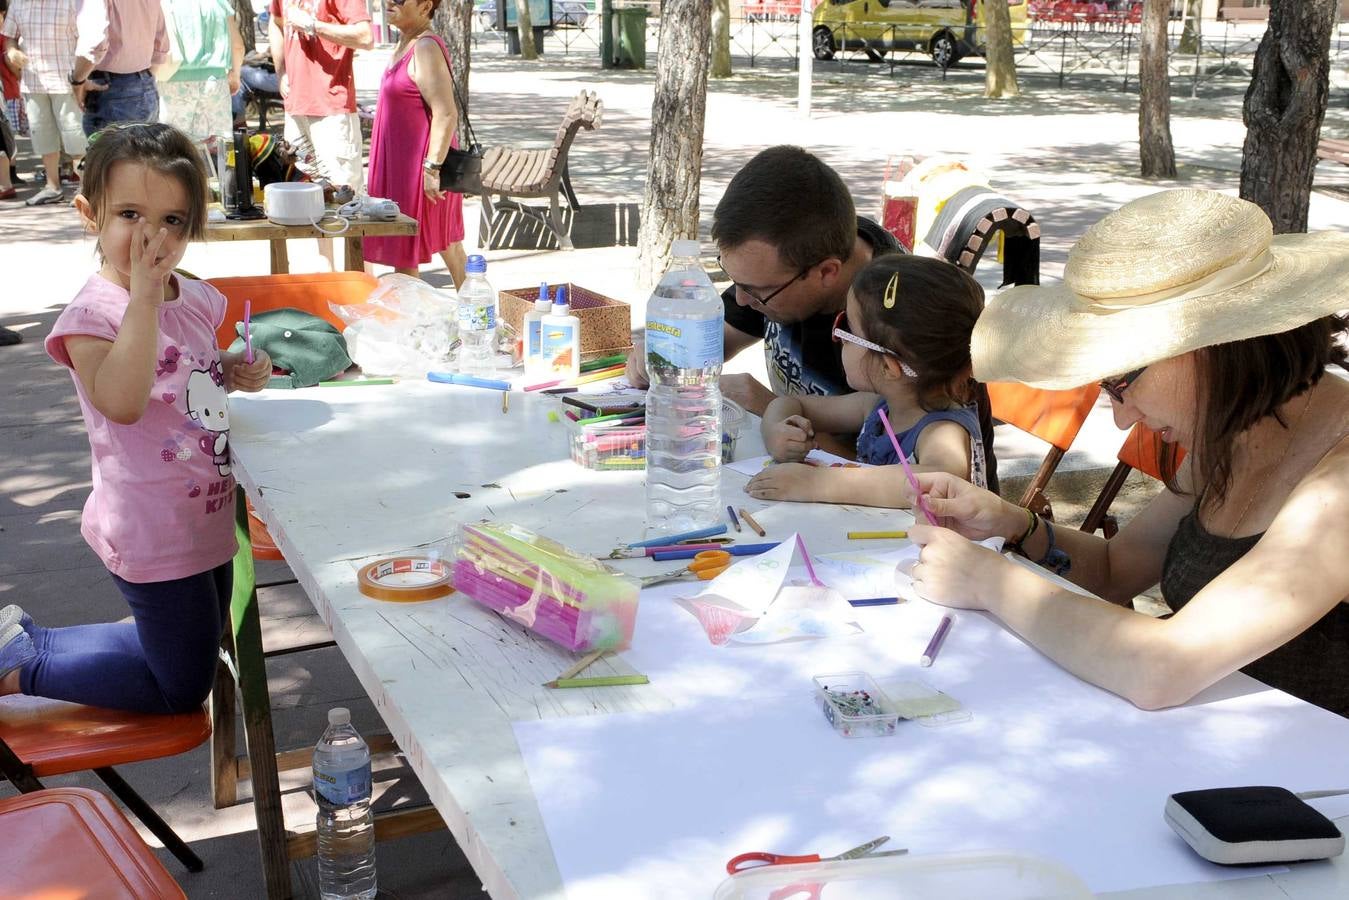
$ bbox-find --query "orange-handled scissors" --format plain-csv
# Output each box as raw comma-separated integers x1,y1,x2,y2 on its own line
725,835,907,875
640,550,732,587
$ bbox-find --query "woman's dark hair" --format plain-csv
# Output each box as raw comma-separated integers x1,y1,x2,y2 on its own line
80,123,209,241
851,255,998,491
711,146,855,270
1161,313,1349,510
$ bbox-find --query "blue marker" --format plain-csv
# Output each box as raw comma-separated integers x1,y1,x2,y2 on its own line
848,597,900,608
626,524,728,549
651,541,780,562
427,372,513,391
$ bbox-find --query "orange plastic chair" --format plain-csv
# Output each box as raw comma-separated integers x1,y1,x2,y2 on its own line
0,695,211,872
0,787,185,899
1080,423,1185,537
206,270,380,350
986,382,1103,519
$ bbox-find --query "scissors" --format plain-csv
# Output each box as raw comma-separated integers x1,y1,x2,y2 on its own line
725,835,908,875
640,550,732,587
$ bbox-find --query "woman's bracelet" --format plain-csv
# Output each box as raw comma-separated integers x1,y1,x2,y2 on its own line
1009,506,1038,551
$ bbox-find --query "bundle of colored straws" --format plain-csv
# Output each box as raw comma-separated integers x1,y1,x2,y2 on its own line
452,522,641,652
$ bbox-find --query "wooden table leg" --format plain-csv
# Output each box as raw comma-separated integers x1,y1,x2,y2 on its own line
269,239,290,275
209,639,239,809
232,496,294,900
344,236,364,272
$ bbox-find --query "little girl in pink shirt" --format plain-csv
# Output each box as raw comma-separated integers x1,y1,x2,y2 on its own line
0,123,272,713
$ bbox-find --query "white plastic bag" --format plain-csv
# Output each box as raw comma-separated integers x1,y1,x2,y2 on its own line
330,275,458,376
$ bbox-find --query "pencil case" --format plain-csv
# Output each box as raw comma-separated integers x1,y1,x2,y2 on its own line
452,522,641,652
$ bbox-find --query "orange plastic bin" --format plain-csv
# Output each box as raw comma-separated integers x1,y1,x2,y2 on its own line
208,272,380,561
0,787,186,899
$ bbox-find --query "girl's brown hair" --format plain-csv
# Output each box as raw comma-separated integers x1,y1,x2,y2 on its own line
80,123,209,241
851,255,998,492
1161,313,1348,510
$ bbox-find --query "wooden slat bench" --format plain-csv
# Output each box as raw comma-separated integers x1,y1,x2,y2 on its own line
478,90,603,251
1317,137,1349,167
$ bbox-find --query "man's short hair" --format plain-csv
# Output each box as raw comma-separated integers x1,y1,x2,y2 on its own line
711,146,856,270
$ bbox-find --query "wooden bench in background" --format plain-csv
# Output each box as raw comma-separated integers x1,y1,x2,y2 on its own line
478,90,603,251
1318,137,1349,167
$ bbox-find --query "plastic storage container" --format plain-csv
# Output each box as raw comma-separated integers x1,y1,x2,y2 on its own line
568,418,646,471
813,672,899,738
713,851,1092,900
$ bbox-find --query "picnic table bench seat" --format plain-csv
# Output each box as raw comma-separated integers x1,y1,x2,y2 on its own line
1317,137,1349,167
478,90,603,251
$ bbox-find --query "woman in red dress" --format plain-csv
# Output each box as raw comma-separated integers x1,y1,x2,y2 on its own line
364,0,466,287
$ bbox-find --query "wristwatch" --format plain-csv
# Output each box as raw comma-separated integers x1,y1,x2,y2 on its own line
68,72,86,86
422,160,442,174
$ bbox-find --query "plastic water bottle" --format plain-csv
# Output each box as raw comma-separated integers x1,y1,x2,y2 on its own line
457,254,497,377
313,708,376,900
644,240,724,536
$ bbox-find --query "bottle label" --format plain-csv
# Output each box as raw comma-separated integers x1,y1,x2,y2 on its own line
459,302,496,333
314,763,372,806
526,319,543,358
646,316,721,371
541,321,578,373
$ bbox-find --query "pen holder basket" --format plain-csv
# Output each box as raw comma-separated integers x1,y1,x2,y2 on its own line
452,522,640,652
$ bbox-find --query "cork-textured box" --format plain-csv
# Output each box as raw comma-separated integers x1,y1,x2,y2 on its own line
498,284,633,360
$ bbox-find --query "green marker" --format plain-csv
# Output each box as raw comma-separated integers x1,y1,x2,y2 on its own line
580,353,629,373
546,674,650,689
317,378,397,387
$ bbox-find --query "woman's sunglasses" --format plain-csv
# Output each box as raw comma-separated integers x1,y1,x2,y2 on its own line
1099,366,1148,403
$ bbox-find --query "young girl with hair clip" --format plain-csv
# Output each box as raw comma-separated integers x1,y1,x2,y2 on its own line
0,122,272,714
747,255,997,507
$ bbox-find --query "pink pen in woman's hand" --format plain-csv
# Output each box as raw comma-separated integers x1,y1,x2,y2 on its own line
243,300,253,364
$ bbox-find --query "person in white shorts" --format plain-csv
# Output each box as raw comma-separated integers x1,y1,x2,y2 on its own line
2,0,86,206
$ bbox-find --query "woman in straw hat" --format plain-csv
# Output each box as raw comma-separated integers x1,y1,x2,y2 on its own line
906,189,1349,716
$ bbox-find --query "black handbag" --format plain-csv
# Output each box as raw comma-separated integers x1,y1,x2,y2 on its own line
440,62,483,194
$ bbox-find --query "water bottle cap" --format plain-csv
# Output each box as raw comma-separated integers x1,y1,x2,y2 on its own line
672,239,700,259
466,255,487,274
328,707,351,726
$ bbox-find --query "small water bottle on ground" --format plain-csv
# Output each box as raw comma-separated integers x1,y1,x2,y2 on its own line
313,707,376,900
457,254,497,377
644,240,724,536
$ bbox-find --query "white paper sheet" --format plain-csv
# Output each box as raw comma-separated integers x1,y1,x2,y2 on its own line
725,448,870,477
514,679,1349,899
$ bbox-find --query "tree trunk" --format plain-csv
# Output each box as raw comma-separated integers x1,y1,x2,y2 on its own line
1177,0,1202,56
711,0,732,78
234,0,256,54
513,0,538,59
1240,0,1335,234
1138,0,1176,178
433,0,475,133
636,0,712,291
983,0,1019,99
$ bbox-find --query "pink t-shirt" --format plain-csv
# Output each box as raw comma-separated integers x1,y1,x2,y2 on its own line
271,0,370,116
46,274,239,584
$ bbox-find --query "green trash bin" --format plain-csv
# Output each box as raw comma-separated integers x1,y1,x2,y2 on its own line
613,6,647,69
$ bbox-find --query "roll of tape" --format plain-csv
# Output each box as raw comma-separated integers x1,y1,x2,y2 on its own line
357,556,454,602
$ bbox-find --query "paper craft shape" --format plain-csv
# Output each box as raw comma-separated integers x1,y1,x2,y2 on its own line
725,449,871,477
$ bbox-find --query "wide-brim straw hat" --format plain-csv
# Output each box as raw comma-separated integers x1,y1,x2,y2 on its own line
972,189,1349,389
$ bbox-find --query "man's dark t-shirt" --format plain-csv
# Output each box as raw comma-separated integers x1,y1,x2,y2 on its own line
722,217,901,398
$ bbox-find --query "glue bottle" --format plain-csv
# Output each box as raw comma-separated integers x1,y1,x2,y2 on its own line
523,283,552,378
541,287,580,379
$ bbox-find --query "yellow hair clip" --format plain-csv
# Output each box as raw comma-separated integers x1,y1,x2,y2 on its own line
883,272,899,309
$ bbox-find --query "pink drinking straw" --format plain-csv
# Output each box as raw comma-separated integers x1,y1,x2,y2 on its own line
243,300,254,364
876,406,939,526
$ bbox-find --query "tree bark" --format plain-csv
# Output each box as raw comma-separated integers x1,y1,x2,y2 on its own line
636,0,712,291
1177,0,1202,56
1240,0,1335,234
983,0,1019,99
433,0,475,132
513,0,538,59
711,0,732,78
1138,0,1176,178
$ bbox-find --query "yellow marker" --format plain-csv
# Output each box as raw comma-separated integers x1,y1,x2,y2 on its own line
847,531,908,540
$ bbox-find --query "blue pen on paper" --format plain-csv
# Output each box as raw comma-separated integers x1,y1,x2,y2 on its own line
651,541,779,562
848,597,900,608
727,505,741,532
427,372,513,391
920,613,954,667
626,524,728,549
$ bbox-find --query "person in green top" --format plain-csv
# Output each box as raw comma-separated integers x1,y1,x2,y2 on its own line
156,0,244,142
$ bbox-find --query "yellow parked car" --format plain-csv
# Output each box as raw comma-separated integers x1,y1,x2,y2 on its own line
812,0,1029,68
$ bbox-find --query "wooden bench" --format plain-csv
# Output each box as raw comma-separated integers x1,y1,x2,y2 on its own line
1317,137,1349,167
477,90,603,251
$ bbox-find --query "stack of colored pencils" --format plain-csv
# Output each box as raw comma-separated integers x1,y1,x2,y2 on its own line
452,522,641,652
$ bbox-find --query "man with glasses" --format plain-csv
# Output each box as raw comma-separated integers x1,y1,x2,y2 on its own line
627,146,900,440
